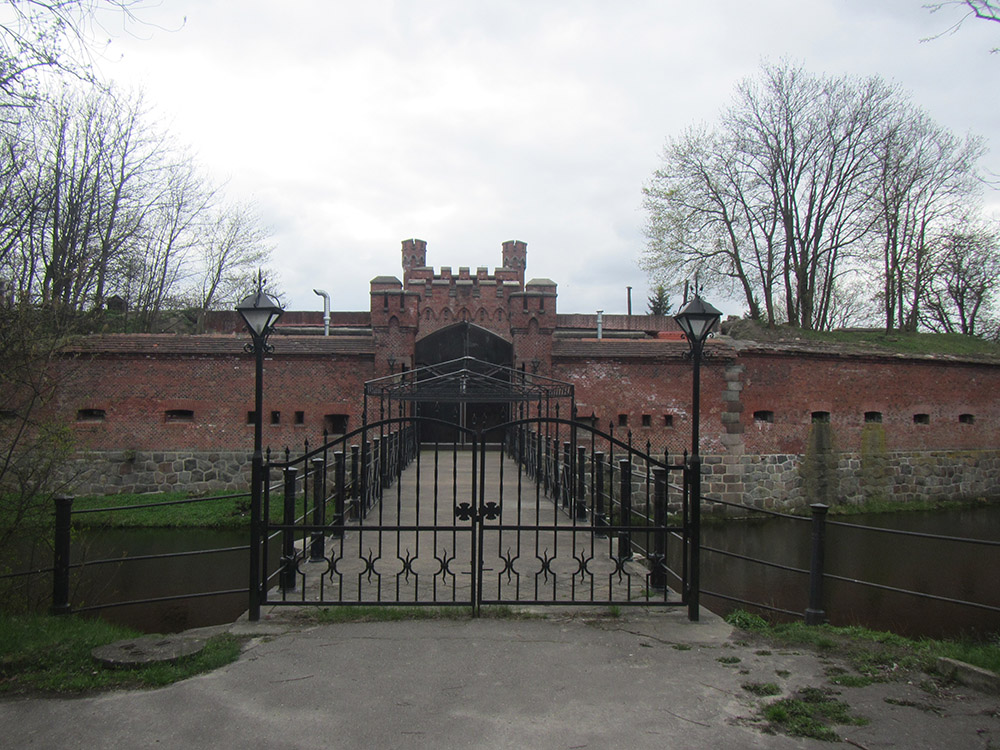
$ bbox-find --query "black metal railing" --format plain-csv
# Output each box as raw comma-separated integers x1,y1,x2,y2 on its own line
0,489,259,619
698,494,1000,628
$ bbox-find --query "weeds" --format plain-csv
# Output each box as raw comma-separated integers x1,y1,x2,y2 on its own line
724,610,1000,679
742,681,781,697
761,686,868,741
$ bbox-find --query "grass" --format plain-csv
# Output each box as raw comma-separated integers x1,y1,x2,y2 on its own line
818,495,995,518
724,609,1000,678
0,614,242,696
760,686,868,742
729,320,1000,358
742,681,781,697
69,490,286,529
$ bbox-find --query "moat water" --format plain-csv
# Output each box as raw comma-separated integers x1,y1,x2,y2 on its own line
8,504,998,638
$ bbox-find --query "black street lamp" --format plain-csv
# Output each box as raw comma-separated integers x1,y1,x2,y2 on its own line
674,294,722,622
237,278,283,622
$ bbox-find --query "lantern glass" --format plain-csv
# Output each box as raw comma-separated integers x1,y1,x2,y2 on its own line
237,290,283,339
674,295,722,345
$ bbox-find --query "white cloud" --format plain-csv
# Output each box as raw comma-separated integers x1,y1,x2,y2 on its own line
97,0,1000,316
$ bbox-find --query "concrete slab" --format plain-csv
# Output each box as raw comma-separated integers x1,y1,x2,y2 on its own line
4,611,998,749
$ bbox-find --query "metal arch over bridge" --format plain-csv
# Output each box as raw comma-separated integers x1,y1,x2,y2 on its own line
363,357,576,441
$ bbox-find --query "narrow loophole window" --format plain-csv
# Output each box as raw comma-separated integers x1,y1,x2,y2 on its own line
641,414,651,427
753,410,774,423
77,408,106,422
864,411,882,423
663,414,674,428
165,409,194,423
913,413,930,425
294,410,305,425
959,413,975,424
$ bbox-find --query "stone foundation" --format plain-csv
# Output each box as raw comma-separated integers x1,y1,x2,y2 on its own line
60,450,251,496
706,449,1000,512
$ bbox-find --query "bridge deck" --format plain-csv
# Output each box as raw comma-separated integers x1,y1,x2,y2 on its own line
265,448,679,607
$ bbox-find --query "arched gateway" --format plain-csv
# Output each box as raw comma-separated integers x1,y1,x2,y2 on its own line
378,322,525,443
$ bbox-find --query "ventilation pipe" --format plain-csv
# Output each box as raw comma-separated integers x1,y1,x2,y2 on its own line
596,310,604,340
313,289,330,336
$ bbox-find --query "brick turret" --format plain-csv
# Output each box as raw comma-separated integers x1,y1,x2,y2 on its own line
501,240,527,285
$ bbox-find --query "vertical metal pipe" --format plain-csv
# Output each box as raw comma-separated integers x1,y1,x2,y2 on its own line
51,495,73,615
248,340,265,621
688,340,704,622
805,503,830,625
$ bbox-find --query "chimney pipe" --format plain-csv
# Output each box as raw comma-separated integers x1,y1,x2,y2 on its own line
596,310,604,340
313,289,330,336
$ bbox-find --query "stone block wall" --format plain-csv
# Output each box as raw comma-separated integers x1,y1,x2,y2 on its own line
59,450,251,497
703,449,1000,513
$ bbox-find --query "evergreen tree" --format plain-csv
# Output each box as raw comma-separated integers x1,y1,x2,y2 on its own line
647,285,671,315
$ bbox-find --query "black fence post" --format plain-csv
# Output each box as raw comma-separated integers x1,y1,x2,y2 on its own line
281,467,298,592
805,503,830,625
350,444,359,500
51,494,73,615
576,445,587,520
618,459,632,560
562,441,571,509
594,452,607,537
310,457,325,561
333,450,346,534
650,468,667,590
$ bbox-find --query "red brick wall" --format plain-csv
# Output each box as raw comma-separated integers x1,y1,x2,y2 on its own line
738,351,1000,455
53,349,373,455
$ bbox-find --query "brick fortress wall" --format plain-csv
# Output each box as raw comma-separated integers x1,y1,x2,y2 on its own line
45,238,1000,505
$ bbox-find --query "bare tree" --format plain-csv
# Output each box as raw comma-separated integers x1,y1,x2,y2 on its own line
644,63,899,330
921,224,1000,335
193,199,273,318
868,108,985,332
642,126,780,323
0,1,149,106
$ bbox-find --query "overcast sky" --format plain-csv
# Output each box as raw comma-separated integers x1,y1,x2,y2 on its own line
95,0,1000,317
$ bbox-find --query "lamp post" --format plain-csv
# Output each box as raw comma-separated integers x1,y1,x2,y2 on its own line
237,278,283,622
674,294,721,622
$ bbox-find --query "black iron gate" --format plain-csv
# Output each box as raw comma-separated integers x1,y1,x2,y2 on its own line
251,416,699,618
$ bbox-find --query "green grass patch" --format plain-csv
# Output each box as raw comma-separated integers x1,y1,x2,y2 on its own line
761,686,868,742
729,321,1000,358
742,681,781,697
0,614,242,695
69,490,280,529
725,610,1000,679
818,496,996,517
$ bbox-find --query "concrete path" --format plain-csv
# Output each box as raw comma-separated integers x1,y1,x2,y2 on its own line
3,608,998,749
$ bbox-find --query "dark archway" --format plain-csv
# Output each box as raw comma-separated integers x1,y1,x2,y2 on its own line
413,322,514,441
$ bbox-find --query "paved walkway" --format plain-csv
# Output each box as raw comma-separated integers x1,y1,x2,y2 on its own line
272,448,674,608
3,608,998,748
